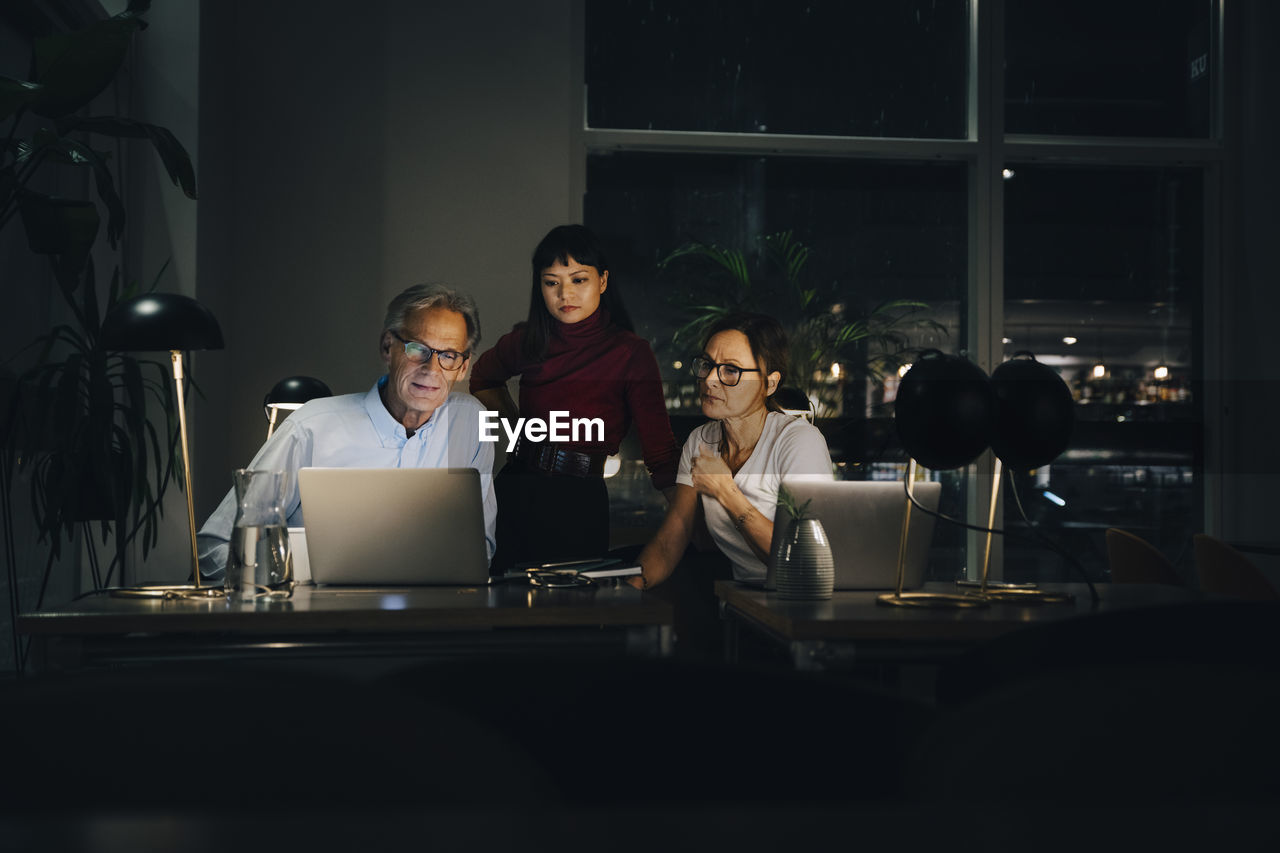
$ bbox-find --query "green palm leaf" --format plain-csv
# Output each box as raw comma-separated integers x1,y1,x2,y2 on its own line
659,230,948,413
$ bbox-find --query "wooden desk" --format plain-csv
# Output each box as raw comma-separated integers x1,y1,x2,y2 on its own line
18,582,672,672
716,580,1197,671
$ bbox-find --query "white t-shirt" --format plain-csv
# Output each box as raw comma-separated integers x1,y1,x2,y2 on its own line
676,411,833,582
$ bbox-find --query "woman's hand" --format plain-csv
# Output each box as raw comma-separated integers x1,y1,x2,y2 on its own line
629,485,699,591
692,447,772,563
690,449,735,503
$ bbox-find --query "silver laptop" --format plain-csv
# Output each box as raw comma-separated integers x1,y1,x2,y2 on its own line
765,480,942,591
297,468,489,585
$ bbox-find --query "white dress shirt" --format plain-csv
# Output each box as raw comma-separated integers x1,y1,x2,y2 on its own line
196,378,496,579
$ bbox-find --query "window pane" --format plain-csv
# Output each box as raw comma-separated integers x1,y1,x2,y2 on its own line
1003,165,1202,584
587,153,970,578
587,0,969,139
1005,0,1214,137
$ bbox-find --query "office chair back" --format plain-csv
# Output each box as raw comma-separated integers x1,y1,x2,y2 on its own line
1193,534,1278,600
1105,528,1183,586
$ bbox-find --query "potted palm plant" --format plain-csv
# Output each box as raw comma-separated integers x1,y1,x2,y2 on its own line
660,230,945,416
1,0,197,636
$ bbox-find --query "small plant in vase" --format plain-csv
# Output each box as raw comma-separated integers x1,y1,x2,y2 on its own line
773,484,834,600
777,484,813,526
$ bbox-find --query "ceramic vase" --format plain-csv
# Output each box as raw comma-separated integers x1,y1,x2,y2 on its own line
775,517,834,600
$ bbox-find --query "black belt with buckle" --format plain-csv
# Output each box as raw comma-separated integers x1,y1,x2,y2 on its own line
513,438,606,478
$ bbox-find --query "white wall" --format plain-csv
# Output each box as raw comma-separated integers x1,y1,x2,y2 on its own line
119,0,204,581
125,0,200,294
191,0,575,549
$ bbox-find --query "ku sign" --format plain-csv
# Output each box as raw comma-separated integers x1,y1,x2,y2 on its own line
1189,53,1208,82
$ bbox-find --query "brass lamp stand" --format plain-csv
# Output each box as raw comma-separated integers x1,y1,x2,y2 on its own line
99,294,225,599
878,351,993,609
964,459,1073,605
877,459,987,609
968,352,1078,604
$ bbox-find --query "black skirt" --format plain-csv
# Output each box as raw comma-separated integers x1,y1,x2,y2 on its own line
489,460,610,573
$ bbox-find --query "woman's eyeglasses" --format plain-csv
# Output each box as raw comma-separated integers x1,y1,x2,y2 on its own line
391,331,468,370
691,356,761,387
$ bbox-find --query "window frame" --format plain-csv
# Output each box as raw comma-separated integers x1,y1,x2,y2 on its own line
572,0,1228,580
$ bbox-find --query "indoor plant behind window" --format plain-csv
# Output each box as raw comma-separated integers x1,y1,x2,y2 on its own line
660,230,945,417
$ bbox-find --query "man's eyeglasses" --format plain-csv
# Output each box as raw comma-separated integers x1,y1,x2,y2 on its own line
391,331,468,370
691,355,761,388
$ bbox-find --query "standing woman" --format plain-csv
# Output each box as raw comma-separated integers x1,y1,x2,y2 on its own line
471,225,679,572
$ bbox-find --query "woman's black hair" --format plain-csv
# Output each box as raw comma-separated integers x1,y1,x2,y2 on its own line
700,312,790,413
521,224,635,363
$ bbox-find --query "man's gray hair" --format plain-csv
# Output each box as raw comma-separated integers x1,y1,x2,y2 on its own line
382,283,482,354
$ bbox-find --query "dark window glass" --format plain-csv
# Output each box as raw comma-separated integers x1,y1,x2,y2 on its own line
587,0,969,139
1003,165,1203,584
588,152,969,577
1005,0,1214,137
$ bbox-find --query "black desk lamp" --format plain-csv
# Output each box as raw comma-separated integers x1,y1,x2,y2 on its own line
980,352,1077,603
773,386,815,423
99,293,224,598
880,350,993,608
264,376,331,439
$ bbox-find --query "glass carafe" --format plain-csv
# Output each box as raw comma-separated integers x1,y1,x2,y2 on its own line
225,468,292,601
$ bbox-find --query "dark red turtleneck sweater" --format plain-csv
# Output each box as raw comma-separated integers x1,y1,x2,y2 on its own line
470,308,678,490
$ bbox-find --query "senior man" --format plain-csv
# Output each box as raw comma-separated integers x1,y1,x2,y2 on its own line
196,283,496,578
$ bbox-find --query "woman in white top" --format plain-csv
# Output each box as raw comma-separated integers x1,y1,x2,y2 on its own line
631,313,833,588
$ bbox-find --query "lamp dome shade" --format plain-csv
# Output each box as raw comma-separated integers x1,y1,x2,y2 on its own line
893,350,994,470
264,376,333,412
772,386,812,413
989,353,1075,469
99,293,224,352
